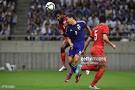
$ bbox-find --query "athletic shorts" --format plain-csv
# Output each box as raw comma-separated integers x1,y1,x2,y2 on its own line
69,41,84,56
90,46,106,65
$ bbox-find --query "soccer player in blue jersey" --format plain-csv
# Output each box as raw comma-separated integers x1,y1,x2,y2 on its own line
64,17,91,83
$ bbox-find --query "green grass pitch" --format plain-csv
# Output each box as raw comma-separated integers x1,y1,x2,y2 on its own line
0,71,135,90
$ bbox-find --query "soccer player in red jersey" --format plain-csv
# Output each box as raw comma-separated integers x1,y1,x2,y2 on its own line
56,11,68,72
76,17,116,89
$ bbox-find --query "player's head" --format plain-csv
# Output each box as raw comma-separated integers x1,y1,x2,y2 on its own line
55,10,65,21
66,14,77,25
67,13,76,20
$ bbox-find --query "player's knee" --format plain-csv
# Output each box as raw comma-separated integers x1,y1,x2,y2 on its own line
74,55,80,63
68,56,73,63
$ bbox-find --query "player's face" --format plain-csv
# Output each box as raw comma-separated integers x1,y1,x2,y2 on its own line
67,17,77,25
56,14,62,21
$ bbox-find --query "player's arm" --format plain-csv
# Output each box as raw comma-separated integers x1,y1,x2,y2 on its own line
84,25,92,51
64,29,73,48
85,25,91,34
84,36,91,51
67,37,73,48
103,34,116,49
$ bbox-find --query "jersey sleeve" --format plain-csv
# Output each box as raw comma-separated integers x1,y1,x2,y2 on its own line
102,24,109,34
82,21,87,29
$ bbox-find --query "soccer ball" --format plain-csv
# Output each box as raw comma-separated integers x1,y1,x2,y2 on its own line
45,2,55,11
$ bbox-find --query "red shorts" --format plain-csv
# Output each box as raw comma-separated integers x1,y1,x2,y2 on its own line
90,46,105,57
90,46,107,65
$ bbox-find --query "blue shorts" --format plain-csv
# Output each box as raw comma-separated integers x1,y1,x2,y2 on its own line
68,41,84,56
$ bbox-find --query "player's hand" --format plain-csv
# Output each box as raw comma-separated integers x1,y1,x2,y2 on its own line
112,44,116,49
70,43,73,49
81,50,86,56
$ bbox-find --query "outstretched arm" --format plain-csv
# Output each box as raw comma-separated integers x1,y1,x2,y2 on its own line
103,34,116,49
86,25,92,34
84,36,91,51
84,25,92,51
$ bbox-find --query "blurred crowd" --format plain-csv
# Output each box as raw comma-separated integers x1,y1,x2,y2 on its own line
0,0,17,39
27,0,135,41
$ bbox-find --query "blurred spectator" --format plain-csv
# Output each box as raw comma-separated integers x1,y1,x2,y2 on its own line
0,0,17,39
27,0,135,41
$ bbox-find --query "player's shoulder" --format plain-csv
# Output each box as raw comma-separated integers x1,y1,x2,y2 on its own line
77,20,86,24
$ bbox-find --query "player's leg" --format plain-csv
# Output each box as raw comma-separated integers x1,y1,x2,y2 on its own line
90,64,105,89
73,54,82,83
65,47,81,82
67,44,83,73
65,56,74,82
59,40,69,71
75,64,99,77
89,47,106,89
75,49,99,75
81,64,99,71
64,47,76,82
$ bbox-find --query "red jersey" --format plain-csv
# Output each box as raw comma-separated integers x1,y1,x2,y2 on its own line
58,16,68,33
91,23,109,48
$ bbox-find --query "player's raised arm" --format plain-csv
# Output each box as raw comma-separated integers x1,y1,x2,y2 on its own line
83,25,92,52
103,34,116,49
86,25,92,34
84,36,91,51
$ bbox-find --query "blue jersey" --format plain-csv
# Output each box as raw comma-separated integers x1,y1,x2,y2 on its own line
66,21,86,44
66,21,87,56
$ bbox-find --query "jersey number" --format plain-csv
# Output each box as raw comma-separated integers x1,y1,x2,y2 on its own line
75,31,77,35
75,24,81,35
94,30,98,41
77,24,81,30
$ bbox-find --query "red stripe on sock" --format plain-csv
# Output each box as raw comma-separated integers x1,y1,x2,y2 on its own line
81,64,98,71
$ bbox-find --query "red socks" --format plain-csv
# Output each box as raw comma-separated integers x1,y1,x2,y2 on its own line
91,67,105,86
81,64,98,71
60,52,66,65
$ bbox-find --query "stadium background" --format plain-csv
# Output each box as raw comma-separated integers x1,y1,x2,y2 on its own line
0,0,135,71
0,0,135,70
0,0,135,90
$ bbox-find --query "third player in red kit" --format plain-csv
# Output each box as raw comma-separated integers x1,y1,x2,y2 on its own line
76,18,116,89
56,11,69,72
